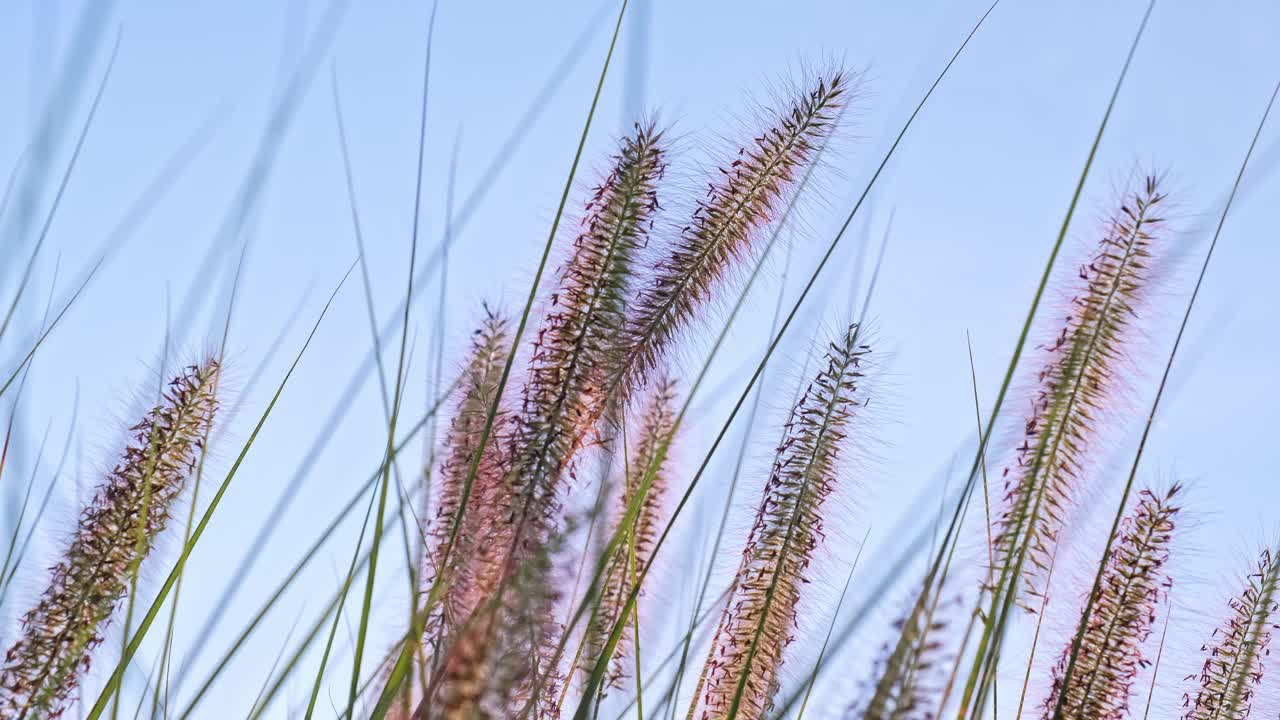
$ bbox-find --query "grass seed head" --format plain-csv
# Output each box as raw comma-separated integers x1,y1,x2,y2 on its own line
0,359,220,719
697,323,870,720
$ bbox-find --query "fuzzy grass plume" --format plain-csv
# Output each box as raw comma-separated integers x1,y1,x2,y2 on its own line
1044,484,1180,720
580,374,677,689
693,323,870,720
421,309,514,673
614,69,848,402
430,123,666,719
992,175,1168,607
1182,546,1280,720
0,360,219,719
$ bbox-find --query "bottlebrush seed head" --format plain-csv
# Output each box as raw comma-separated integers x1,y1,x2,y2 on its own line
515,121,667,500
1183,546,1280,720
428,124,667,720
697,323,871,720
581,374,677,689
0,359,220,719
615,69,849,405
994,175,1168,606
423,307,516,656
1044,484,1181,720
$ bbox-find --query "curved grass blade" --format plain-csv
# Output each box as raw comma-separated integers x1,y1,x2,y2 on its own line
178,6,615,674
0,30,119,345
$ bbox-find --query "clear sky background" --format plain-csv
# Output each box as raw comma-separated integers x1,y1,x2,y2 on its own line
1,1,1278,717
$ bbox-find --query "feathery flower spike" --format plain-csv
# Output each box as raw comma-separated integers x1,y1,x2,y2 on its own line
852,592,959,720
432,123,666,719
614,69,848,404
581,374,677,689
1182,546,1280,720
1044,484,1180,720
0,360,220,719
421,308,515,665
993,175,1169,606
695,323,871,720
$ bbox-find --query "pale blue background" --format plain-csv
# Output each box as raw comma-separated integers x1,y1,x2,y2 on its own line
1,1,1277,717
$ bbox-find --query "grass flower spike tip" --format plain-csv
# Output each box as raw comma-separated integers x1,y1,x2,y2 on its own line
993,175,1169,607
0,359,220,719
1182,546,1280,720
507,120,667,543
853,593,957,720
695,323,871,720
423,308,514,662
1044,484,1181,720
615,69,849,402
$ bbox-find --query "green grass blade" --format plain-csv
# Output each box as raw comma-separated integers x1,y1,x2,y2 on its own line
0,30,118,346
956,5,1156,714
180,7,610,657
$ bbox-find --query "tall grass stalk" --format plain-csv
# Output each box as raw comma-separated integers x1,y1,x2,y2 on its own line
84,265,353,719
371,3,632,714
691,324,871,720
953,6,1156,714
0,360,219,719
1049,74,1280,720
346,0,435,707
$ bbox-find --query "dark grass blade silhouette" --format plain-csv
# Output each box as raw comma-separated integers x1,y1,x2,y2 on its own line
1042,485,1180,720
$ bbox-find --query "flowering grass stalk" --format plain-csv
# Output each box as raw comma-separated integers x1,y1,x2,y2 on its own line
993,176,1168,607
417,308,514,714
613,70,848,402
0,360,219,719
428,122,666,719
581,375,676,689
693,323,870,720
964,175,1169,714
1182,547,1280,720
1043,484,1180,720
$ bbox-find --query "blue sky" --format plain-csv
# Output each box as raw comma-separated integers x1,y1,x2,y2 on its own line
1,1,1278,716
